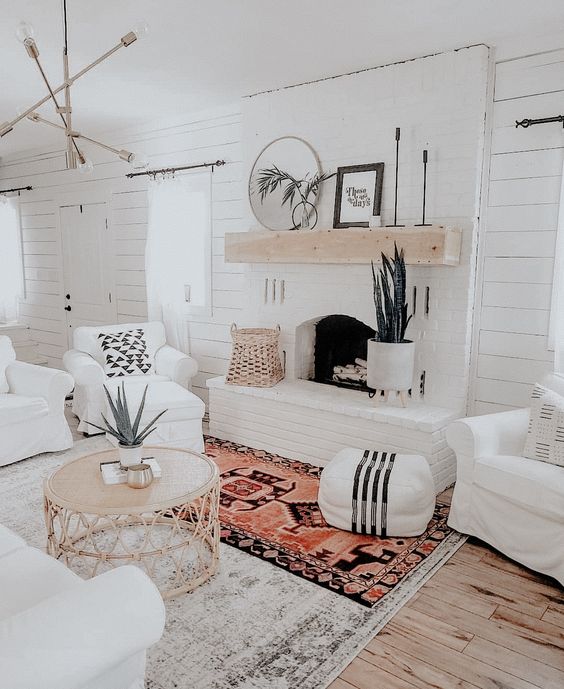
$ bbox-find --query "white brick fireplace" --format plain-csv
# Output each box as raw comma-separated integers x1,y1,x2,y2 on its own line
208,45,490,492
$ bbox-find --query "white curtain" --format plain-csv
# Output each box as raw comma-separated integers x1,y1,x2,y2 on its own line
0,198,24,323
550,161,564,373
145,172,211,352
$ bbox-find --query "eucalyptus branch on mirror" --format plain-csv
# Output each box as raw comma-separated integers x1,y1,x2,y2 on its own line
255,165,335,230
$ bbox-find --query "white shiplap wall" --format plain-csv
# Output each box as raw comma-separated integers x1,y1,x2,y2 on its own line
472,49,564,413
0,107,243,406
5,44,562,416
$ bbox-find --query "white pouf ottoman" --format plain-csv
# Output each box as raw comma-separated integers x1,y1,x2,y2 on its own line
318,449,435,537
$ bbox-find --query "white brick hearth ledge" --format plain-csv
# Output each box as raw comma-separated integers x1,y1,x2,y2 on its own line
207,377,460,492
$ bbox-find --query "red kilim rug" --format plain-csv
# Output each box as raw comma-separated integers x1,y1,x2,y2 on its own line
205,436,460,608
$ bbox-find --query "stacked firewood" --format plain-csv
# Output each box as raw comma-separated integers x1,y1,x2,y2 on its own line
332,358,367,386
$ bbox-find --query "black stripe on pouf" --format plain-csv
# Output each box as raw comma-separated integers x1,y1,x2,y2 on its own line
360,451,379,535
369,452,388,535
351,450,370,533
380,453,396,537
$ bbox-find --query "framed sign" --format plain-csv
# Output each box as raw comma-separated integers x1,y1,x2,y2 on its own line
333,163,384,228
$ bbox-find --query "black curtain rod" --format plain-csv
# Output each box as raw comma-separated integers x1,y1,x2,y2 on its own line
0,185,33,195
126,160,226,179
516,115,564,129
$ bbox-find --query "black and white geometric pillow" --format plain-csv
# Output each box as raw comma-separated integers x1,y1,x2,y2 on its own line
523,383,564,468
97,329,154,378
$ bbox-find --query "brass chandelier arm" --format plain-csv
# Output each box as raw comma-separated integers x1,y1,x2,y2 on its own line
76,133,134,161
28,113,133,161
1,37,135,138
62,0,75,166
64,50,73,164
27,113,66,131
32,56,68,129
31,55,83,163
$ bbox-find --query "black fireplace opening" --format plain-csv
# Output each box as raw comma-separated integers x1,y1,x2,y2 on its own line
313,315,375,391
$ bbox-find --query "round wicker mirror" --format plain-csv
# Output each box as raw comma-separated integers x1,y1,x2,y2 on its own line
248,136,321,231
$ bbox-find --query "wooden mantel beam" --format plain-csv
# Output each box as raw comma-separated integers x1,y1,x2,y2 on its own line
224,225,462,266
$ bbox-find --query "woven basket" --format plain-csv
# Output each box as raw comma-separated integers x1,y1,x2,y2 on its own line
226,324,284,387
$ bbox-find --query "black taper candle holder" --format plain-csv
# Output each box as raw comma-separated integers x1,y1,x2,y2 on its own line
386,127,404,227
415,148,432,226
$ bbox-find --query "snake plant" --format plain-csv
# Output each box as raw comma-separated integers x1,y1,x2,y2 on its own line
87,382,166,446
371,243,412,343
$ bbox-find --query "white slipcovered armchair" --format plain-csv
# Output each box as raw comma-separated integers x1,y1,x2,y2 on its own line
63,322,204,450
0,336,73,466
447,373,564,585
0,523,165,689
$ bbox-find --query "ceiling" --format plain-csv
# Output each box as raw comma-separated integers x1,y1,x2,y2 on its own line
1,0,564,157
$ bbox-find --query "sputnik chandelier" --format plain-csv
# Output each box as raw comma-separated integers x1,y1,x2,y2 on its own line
0,1,148,172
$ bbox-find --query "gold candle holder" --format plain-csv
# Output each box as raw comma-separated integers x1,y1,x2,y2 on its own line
127,463,154,489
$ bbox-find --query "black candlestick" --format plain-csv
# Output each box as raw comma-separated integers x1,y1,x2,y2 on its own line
386,127,404,227
415,148,432,226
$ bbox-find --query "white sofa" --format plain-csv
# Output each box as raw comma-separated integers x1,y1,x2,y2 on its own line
0,523,165,689
447,373,564,585
63,322,205,450
0,336,73,466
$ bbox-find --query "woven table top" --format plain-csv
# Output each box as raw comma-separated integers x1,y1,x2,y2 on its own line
44,446,218,515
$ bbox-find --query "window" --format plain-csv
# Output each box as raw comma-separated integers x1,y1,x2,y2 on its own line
0,198,24,323
145,171,212,349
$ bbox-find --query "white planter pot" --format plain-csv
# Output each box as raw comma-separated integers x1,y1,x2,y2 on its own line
118,443,143,468
366,340,415,392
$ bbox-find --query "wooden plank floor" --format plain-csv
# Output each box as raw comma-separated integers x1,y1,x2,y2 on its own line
331,535,564,689
67,410,563,688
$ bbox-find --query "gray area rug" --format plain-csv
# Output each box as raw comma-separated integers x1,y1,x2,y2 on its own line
0,439,466,689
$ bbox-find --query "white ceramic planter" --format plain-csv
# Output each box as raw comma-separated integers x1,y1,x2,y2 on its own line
118,443,143,468
366,340,415,392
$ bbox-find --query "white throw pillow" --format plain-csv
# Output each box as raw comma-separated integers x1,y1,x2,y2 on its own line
97,329,154,378
523,383,564,468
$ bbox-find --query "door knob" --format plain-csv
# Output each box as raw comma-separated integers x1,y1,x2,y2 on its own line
64,305,71,311
65,293,71,299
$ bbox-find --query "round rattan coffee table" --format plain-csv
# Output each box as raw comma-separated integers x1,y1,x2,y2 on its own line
43,445,220,599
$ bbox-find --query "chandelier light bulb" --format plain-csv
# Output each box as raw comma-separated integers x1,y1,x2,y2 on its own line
15,21,34,43
78,158,94,175
131,20,149,40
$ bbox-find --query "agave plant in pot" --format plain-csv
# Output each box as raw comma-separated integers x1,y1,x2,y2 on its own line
367,243,414,406
87,382,167,467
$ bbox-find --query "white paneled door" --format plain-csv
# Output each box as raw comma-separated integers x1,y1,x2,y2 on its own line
60,202,117,347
